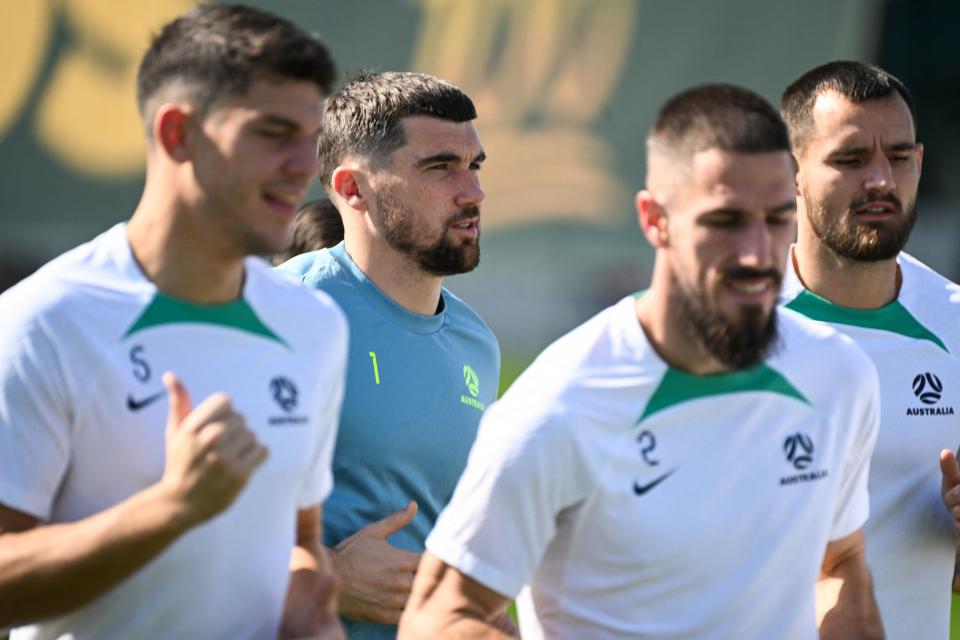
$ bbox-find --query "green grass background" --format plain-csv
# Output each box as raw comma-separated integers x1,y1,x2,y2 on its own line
954,595,960,638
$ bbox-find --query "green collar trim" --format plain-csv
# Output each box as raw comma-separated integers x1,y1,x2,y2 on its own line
124,292,287,348
638,363,809,423
785,289,947,353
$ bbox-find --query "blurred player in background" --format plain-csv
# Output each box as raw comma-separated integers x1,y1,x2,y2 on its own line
277,71,501,638
399,84,883,639
780,60,960,640
0,5,346,639
273,197,345,265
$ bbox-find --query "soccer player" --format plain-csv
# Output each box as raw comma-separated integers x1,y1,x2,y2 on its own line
779,60,960,639
273,197,345,265
277,71,501,638
0,6,346,639
398,84,884,639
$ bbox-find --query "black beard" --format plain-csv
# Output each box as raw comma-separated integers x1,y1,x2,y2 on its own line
671,272,780,370
806,190,917,262
376,192,480,276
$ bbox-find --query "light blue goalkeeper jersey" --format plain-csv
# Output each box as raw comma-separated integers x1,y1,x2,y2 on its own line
278,243,499,639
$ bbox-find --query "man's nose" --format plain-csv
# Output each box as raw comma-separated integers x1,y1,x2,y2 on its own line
863,154,896,193
454,170,485,208
285,137,320,178
737,218,774,270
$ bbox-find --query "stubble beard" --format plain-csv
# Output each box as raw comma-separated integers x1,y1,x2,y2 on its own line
670,272,780,371
234,223,289,258
376,191,480,276
196,182,293,259
804,189,917,262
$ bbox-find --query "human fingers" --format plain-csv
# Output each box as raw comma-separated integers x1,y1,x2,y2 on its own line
180,391,235,434
366,501,418,538
941,449,960,495
235,439,269,475
372,599,406,625
204,420,267,473
163,372,191,432
209,416,257,457
392,549,422,574
382,570,415,595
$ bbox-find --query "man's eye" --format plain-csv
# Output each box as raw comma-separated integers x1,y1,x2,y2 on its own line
259,128,293,140
703,217,738,228
832,157,861,166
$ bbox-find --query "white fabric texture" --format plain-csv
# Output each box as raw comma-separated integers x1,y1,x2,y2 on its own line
428,295,879,639
0,224,348,640
782,250,960,640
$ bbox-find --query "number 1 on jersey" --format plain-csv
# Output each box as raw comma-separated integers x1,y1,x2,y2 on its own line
368,351,381,385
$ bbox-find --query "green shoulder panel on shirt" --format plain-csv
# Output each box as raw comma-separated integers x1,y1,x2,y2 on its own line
124,292,288,348
638,363,809,424
785,289,948,353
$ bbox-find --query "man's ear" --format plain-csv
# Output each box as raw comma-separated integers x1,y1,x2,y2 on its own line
636,190,669,248
791,152,802,196
331,166,368,212
155,105,192,162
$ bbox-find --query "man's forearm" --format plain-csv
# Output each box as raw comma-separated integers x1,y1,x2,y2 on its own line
400,611,513,640
818,555,884,639
398,553,515,640
0,483,191,628
280,542,331,637
280,507,342,639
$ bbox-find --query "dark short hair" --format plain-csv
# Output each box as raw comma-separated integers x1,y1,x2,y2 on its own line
648,83,791,158
273,198,344,264
317,71,476,188
780,61,917,151
137,4,336,126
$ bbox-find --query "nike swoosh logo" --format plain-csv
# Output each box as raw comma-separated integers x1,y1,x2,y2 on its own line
632,469,676,496
127,391,165,411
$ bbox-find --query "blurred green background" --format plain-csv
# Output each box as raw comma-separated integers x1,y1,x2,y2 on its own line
3,0,960,351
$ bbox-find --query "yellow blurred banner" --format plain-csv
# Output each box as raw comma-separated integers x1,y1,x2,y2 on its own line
2,0,191,178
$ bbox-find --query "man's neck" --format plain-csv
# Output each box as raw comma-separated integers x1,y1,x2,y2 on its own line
343,236,444,316
793,234,900,310
126,200,246,304
635,281,729,376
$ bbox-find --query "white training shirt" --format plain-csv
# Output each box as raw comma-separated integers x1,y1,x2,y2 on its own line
427,295,879,639
781,250,960,640
0,224,348,640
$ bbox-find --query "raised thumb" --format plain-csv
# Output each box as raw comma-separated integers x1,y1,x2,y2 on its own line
163,372,191,431
372,500,418,538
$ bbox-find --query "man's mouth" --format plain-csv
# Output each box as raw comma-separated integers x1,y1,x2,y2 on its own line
850,194,901,221
448,216,480,238
728,280,772,295
722,268,782,301
262,189,304,216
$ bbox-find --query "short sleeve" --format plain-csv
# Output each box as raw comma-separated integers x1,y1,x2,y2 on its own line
0,303,72,520
426,397,594,599
829,355,881,540
296,305,348,509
